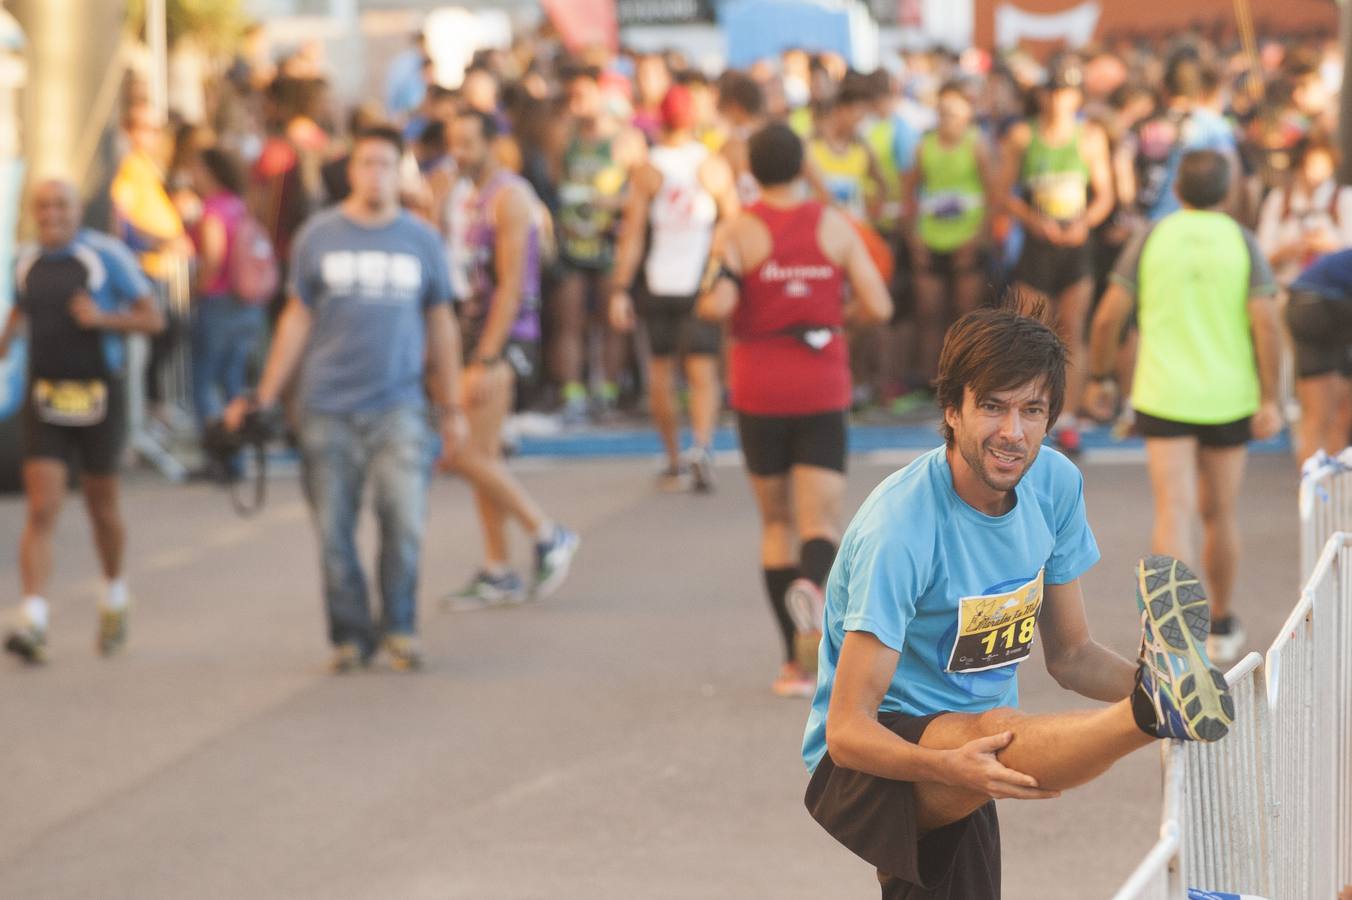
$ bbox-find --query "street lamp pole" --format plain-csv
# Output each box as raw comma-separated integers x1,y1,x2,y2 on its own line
147,0,167,120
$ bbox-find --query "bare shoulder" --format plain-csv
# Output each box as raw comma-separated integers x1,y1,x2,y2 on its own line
1004,121,1032,147
817,204,856,263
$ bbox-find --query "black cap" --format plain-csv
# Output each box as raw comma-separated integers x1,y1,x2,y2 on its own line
1045,55,1084,91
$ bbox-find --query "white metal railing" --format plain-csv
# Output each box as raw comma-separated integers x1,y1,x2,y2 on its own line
1116,533,1352,899
1299,449,1352,580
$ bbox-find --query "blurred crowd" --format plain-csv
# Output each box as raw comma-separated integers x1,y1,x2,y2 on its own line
105,21,1350,468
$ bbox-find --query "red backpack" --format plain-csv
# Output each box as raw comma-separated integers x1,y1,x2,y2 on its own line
229,213,280,306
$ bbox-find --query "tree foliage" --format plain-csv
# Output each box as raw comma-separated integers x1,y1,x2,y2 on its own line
126,0,247,54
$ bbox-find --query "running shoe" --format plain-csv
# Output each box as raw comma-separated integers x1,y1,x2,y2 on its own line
533,526,581,599
382,634,423,672
443,570,526,612
97,606,128,656
560,397,590,429
657,462,689,493
330,642,371,675
1206,615,1247,666
1132,555,1234,742
785,578,825,635
686,446,716,494
1053,423,1083,457
4,623,48,665
772,662,817,698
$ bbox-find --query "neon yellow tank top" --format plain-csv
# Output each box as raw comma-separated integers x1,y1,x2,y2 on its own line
809,138,870,219
917,129,985,252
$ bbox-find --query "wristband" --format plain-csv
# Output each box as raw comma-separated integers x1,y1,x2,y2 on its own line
473,355,502,367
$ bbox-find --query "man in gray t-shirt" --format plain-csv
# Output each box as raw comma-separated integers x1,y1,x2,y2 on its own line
226,126,467,673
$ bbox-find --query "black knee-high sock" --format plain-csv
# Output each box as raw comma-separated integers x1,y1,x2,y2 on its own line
763,567,799,663
800,538,838,589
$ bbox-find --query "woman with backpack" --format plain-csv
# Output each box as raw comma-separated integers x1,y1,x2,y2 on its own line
190,146,276,478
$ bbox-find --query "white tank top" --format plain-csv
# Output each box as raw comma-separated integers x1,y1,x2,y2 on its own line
644,141,718,297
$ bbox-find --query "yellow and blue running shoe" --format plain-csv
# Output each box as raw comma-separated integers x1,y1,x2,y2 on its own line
1132,555,1234,742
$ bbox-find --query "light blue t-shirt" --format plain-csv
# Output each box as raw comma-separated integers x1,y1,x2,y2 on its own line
802,446,1100,772
1146,109,1237,221
289,208,453,415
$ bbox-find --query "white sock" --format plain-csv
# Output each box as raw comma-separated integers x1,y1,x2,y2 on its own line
535,522,556,543
104,578,129,611
22,596,49,631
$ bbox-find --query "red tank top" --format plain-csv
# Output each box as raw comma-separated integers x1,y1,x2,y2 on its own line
731,201,849,415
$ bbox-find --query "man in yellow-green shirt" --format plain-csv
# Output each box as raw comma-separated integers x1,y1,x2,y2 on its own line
1087,149,1283,666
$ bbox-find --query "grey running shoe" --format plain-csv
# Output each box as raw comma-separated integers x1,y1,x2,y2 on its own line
330,642,371,675
4,624,48,665
443,570,526,612
533,527,581,599
382,634,423,672
686,446,716,494
97,606,128,657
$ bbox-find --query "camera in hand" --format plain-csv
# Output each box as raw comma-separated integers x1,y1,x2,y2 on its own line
201,405,285,516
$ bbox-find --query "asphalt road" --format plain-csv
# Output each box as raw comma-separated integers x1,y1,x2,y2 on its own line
0,449,1301,899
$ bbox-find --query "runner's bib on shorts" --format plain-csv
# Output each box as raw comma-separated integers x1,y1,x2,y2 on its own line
946,569,1044,674
31,378,108,427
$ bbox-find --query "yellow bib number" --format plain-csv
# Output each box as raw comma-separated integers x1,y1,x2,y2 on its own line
946,570,1045,674
32,379,108,427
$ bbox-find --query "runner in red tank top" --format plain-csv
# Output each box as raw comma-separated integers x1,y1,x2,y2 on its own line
698,123,892,698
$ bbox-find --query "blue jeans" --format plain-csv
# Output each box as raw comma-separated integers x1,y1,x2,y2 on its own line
191,294,264,426
299,406,432,651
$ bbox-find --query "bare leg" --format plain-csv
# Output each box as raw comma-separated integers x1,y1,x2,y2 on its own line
647,355,680,468
1054,277,1093,417
1196,445,1247,622
1294,373,1351,463
80,473,125,580
952,262,985,321
914,701,1152,832
684,354,720,450
550,271,587,389
748,473,795,568
1329,374,1352,455
791,464,845,546
452,365,550,539
19,460,67,596
1146,436,1199,568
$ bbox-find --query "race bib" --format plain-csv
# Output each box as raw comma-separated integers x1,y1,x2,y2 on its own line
32,378,107,427
1029,173,1088,222
946,570,1045,674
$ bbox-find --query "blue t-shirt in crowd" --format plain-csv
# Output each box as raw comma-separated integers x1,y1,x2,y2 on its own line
289,208,453,415
1145,109,1237,221
15,228,151,375
1290,248,1352,301
802,446,1100,773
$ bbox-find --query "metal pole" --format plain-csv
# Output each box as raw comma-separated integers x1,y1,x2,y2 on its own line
1342,0,1352,184
146,0,167,120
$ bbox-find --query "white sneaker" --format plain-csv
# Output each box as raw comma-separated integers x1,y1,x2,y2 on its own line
1205,615,1247,666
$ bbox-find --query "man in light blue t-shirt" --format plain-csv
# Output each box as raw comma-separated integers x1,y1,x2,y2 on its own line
802,299,1235,899
225,126,467,674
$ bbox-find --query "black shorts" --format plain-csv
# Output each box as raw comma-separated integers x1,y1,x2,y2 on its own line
1285,289,1352,379
21,378,127,475
1135,410,1252,448
805,711,1001,899
636,288,722,357
1012,236,1093,299
737,410,847,476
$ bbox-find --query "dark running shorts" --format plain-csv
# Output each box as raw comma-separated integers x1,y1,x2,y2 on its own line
1135,410,1251,448
737,410,847,476
1012,235,1093,299
1284,289,1352,379
21,378,127,475
805,710,1001,899
636,288,722,357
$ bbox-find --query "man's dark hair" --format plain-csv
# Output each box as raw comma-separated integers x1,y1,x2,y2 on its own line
1164,51,1203,101
836,72,873,107
717,71,764,117
937,80,972,103
353,124,404,157
456,108,500,143
749,122,803,186
1176,149,1230,209
935,290,1067,447
199,146,247,197
561,63,601,85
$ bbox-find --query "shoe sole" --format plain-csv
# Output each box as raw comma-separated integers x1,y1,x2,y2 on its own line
689,458,715,494
4,633,47,665
1136,555,1234,741
534,533,581,600
442,585,526,612
785,580,823,635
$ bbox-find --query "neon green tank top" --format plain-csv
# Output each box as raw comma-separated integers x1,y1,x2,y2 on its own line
1020,123,1089,223
917,129,985,252
1130,211,1261,424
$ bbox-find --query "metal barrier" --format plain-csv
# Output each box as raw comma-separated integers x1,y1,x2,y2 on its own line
127,259,195,481
1299,449,1352,580
1117,530,1352,899
1178,653,1272,896
1267,533,1352,900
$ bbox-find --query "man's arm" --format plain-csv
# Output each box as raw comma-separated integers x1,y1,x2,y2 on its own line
255,295,313,408
826,631,1054,799
1038,579,1136,702
999,124,1042,235
695,221,741,322
1248,292,1283,440
835,212,893,324
425,301,467,466
70,291,164,336
1081,123,1115,231
1084,283,1135,421
608,165,657,332
0,307,23,358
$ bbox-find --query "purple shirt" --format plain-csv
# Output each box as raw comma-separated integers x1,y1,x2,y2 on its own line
194,192,246,297
464,170,541,344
